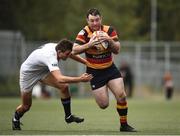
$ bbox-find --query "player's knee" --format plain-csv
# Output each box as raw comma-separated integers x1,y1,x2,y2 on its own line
58,84,69,92
118,91,126,98
99,104,108,109
98,102,109,109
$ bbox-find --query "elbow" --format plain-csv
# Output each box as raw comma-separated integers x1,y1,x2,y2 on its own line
57,76,67,84
71,50,77,55
72,44,80,55
57,79,66,83
116,47,120,54
112,46,120,54
113,49,119,54
114,51,119,54
72,48,78,55
72,48,81,55
115,43,121,54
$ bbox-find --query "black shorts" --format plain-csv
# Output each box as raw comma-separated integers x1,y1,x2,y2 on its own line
86,63,121,90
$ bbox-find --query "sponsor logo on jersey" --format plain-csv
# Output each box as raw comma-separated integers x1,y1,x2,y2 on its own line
52,63,58,66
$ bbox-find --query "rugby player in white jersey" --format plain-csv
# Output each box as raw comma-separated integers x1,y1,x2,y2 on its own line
12,39,93,130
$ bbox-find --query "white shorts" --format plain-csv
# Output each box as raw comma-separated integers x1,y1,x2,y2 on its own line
19,67,49,92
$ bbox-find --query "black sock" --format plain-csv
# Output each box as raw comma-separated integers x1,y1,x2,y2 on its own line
61,97,71,118
13,111,23,121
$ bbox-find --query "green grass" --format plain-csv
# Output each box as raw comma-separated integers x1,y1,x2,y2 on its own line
0,97,180,135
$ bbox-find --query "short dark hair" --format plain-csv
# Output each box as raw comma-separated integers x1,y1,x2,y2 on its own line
86,8,101,18
55,39,73,52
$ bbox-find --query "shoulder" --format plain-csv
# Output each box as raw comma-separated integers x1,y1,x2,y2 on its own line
44,43,57,47
102,25,117,34
75,26,89,44
102,25,119,41
77,26,89,36
40,43,57,57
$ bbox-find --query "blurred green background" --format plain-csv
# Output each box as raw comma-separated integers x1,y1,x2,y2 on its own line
1,0,180,41
0,0,180,98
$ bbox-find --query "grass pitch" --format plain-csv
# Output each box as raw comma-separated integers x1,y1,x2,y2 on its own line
0,96,180,135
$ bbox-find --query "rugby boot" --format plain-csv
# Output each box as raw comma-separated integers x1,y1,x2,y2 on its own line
65,115,84,123
120,124,137,132
12,119,22,130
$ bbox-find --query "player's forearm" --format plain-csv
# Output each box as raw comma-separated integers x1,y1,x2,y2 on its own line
109,41,120,54
69,54,87,65
57,75,82,83
51,70,81,83
72,43,90,55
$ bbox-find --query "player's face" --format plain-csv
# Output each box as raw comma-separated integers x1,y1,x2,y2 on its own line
58,50,71,60
87,14,102,31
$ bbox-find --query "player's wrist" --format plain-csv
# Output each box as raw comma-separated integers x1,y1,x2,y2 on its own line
85,43,91,49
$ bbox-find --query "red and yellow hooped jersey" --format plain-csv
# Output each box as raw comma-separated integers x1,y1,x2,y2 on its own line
75,25,119,69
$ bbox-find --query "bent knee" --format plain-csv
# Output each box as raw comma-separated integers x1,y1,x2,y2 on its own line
22,104,31,112
98,102,109,109
119,91,127,98
115,90,126,98
57,84,69,92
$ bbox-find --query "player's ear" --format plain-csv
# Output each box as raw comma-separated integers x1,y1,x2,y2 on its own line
100,16,102,21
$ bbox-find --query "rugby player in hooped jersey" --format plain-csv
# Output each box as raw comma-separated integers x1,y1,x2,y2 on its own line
12,39,93,130
72,8,136,132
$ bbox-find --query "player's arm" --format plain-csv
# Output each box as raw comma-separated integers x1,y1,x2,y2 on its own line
108,39,120,54
72,43,90,55
69,54,87,65
72,33,100,55
98,34,120,54
108,27,121,54
72,39,99,55
99,26,120,54
51,70,93,83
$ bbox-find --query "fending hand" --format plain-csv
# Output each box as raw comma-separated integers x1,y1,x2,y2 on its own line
80,73,93,82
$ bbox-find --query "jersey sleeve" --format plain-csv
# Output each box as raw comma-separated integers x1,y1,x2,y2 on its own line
107,26,119,42
44,52,59,72
75,29,87,45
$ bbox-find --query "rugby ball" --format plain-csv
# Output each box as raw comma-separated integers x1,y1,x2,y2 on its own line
92,31,109,51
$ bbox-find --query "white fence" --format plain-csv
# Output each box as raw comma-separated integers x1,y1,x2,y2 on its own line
115,41,180,91
0,31,180,96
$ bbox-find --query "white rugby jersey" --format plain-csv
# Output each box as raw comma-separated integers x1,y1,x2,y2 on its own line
21,43,59,73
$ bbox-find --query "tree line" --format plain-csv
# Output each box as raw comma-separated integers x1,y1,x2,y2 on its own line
0,0,180,41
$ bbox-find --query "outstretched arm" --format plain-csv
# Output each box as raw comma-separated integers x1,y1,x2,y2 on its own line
51,70,93,83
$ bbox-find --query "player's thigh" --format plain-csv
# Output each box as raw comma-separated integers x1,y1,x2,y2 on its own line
92,85,109,106
107,77,126,98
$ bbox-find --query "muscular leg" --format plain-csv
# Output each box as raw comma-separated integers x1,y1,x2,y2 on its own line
108,78,126,98
41,73,70,98
108,78,136,132
41,73,71,116
16,91,32,117
92,85,109,109
41,73,84,123
12,91,32,130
